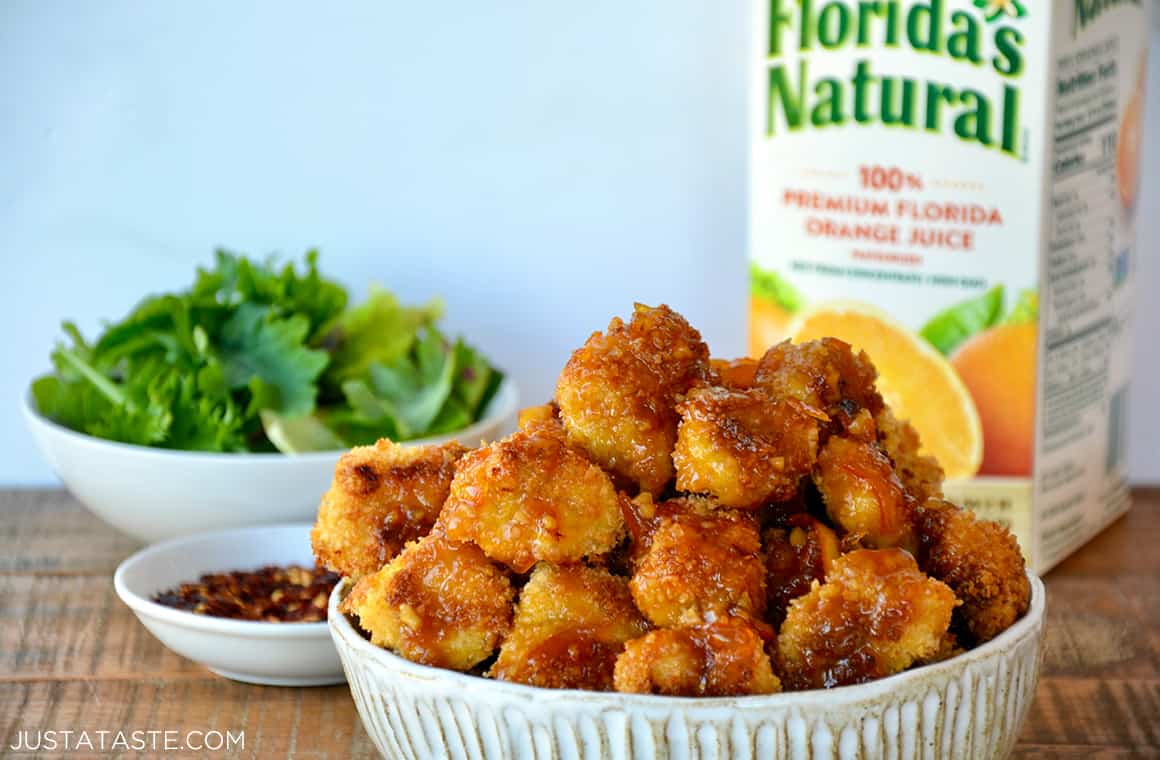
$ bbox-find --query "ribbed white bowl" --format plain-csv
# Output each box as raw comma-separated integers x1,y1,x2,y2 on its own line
329,573,1045,760
23,380,517,543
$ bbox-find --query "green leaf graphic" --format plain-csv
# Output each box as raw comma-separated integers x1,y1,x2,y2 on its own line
920,285,1005,355
750,263,805,313
1003,289,1039,325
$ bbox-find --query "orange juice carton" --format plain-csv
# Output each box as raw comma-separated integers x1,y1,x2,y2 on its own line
748,0,1149,572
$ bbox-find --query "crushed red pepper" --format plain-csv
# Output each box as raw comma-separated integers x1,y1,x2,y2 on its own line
152,564,340,622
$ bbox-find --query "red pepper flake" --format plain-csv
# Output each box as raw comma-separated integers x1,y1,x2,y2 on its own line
152,563,340,623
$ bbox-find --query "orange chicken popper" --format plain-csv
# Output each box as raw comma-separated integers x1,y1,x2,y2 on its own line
762,515,841,626
777,549,956,690
755,338,882,433
555,303,710,495
710,357,760,390
312,440,467,579
491,564,649,690
813,435,916,551
875,407,945,501
629,496,766,627
674,386,821,510
318,303,1032,696
438,421,624,573
517,402,558,429
613,616,781,696
342,533,514,671
916,499,1031,645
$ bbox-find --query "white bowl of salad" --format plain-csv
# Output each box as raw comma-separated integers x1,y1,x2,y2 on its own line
23,251,517,543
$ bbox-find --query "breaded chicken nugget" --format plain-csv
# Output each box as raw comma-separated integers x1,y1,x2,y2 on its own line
517,402,558,430
490,564,649,690
813,435,915,550
439,421,624,572
876,407,944,501
629,496,766,627
674,386,822,509
613,616,781,696
763,515,841,626
312,440,467,579
755,338,882,432
555,303,711,495
916,499,1030,645
710,357,760,390
777,549,955,690
342,533,514,671
842,407,879,443
916,631,965,666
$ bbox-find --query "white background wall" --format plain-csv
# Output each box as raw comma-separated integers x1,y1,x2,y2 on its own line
1,2,1157,485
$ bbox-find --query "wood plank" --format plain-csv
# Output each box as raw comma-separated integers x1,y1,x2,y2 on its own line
1039,575,1160,680
1012,748,1160,759
0,575,203,679
0,490,140,575
1019,677,1160,750
0,679,377,759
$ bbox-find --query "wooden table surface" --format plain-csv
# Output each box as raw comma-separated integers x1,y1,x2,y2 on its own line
1,489,1157,759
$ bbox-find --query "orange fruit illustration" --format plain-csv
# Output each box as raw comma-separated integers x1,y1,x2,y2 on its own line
785,302,983,479
749,295,793,358
1118,94,1143,209
950,322,1037,477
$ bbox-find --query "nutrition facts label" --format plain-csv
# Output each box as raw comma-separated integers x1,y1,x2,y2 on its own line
1038,35,1132,567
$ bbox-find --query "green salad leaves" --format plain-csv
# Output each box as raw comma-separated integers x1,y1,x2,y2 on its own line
32,251,503,453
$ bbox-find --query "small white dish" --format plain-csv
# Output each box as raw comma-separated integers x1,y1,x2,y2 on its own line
114,523,344,686
25,379,517,543
330,573,1046,760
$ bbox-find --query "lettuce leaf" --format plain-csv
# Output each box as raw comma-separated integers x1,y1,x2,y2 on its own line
293,327,504,451
452,340,503,417
218,303,328,417
259,409,345,454
366,328,458,436
323,286,442,384
192,249,347,338
30,250,502,453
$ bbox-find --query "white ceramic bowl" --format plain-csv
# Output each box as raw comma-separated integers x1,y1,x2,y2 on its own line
330,574,1046,760
114,523,344,686
24,379,517,543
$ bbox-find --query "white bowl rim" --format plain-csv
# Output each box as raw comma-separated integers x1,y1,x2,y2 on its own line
329,571,1045,707
114,522,333,638
23,377,518,463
